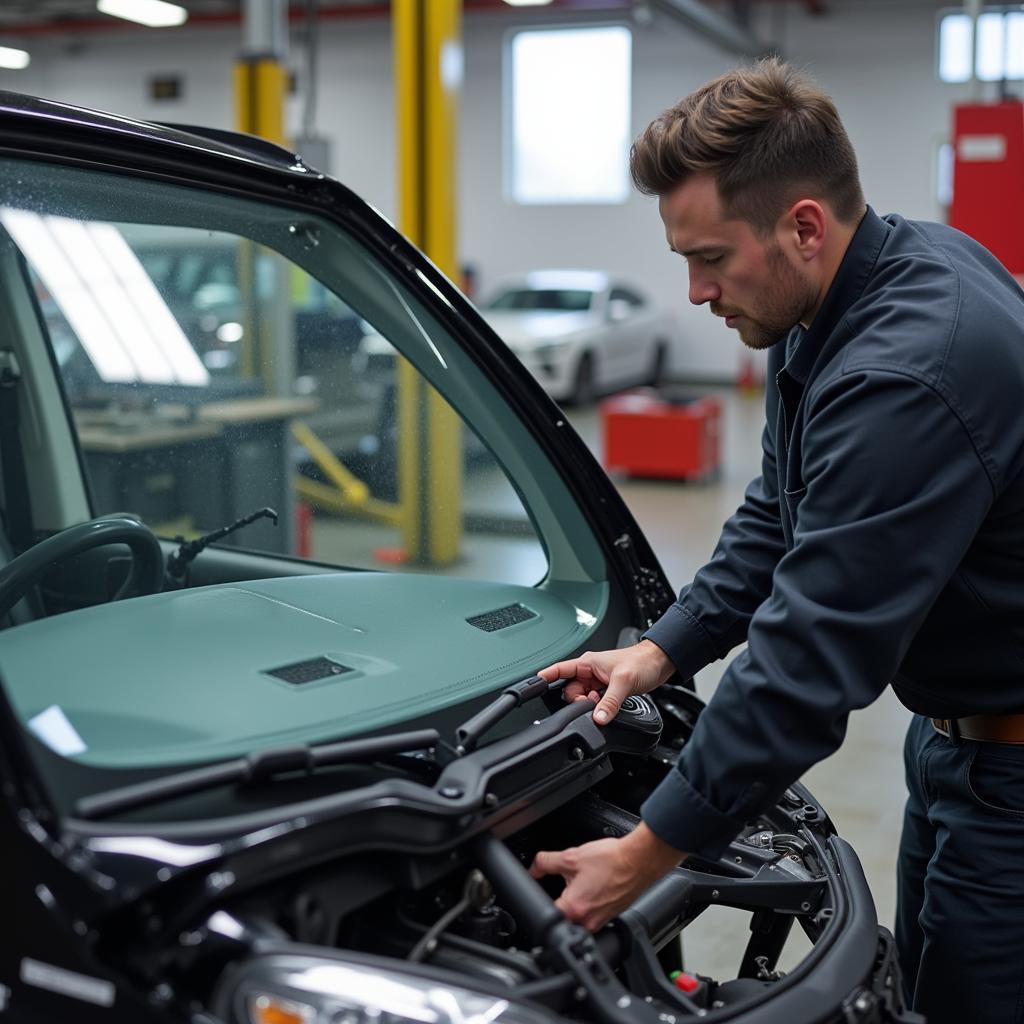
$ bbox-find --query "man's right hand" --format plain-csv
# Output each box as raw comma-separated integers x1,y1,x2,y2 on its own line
538,639,676,725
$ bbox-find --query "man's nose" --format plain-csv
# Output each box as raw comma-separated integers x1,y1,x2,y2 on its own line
688,271,719,306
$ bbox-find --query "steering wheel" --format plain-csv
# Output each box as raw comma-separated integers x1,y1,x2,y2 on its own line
0,516,164,621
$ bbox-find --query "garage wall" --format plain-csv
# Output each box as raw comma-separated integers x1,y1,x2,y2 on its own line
0,0,971,380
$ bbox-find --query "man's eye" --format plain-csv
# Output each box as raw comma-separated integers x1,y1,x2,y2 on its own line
703,254,723,266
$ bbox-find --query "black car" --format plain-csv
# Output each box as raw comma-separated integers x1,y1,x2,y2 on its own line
0,91,915,1024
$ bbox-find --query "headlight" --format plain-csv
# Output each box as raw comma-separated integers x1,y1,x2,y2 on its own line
218,953,551,1024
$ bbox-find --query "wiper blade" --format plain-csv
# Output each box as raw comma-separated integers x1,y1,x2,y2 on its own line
454,674,563,755
74,728,439,821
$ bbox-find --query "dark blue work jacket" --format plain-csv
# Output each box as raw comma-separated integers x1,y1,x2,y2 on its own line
641,206,1024,860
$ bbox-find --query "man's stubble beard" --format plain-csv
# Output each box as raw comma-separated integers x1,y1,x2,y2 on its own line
737,243,818,351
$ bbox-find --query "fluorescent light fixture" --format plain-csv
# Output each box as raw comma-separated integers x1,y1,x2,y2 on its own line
2,209,137,383
1,209,209,387
503,0,554,6
96,0,188,28
0,47,30,70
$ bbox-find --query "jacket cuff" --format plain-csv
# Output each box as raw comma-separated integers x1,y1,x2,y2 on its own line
642,603,719,681
640,766,744,861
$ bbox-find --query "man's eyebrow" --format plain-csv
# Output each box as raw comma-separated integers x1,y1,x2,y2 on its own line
677,244,722,257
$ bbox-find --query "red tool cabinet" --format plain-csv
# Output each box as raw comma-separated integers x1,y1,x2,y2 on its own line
601,390,721,481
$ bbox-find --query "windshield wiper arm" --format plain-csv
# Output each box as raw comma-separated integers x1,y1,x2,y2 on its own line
74,728,439,821
454,674,564,756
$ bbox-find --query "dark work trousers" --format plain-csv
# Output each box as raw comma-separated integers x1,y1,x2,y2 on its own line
896,713,1024,1024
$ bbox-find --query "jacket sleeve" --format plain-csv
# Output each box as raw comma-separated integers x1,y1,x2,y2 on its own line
642,416,788,681
641,369,994,860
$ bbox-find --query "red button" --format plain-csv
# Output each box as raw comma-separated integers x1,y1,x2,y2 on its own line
674,972,700,993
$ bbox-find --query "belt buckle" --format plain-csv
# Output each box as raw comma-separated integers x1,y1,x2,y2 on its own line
942,717,962,746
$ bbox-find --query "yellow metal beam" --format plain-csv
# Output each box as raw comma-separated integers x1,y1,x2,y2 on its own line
234,57,287,386
392,0,463,566
234,57,287,145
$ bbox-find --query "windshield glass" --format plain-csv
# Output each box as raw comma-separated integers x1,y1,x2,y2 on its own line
487,288,593,312
0,157,614,788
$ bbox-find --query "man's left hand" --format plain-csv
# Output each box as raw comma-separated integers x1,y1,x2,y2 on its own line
529,822,688,932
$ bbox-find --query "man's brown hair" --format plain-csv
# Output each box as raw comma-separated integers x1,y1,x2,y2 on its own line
630,58,864,233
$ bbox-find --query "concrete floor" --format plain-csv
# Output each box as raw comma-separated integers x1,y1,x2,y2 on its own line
571,387,910,977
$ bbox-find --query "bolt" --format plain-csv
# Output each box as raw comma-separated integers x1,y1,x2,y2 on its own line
151,984,173,1004
484,793,498,808
574,987,587,1002
801,901,811,912
711,889,720,899
570,746,585,761
439,787,463,799
617,995,631,1009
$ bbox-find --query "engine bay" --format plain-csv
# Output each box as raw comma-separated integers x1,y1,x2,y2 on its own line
54,677,899,1024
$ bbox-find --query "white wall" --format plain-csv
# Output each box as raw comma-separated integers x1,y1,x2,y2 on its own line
0,0,970,380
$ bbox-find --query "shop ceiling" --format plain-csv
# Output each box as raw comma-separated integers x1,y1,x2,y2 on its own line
3,1,959,61
1,2,831,36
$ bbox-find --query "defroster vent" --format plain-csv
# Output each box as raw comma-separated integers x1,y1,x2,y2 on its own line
466,603,537,632
266,656,353,685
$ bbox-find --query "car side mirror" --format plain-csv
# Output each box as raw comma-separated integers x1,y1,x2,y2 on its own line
607,298,632,322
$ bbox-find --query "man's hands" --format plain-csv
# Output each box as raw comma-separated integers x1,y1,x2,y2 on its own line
528,642,683,930
539,639,675,724
529,823,687,932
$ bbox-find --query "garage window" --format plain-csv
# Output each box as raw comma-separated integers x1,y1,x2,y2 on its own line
506,25,631,205
938,9,1024,82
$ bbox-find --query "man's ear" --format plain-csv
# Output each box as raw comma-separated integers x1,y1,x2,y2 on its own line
782,199,827,261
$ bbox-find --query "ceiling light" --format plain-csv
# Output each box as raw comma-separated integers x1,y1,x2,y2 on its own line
0,47,30,70
503,0,555,6
96,0,188,28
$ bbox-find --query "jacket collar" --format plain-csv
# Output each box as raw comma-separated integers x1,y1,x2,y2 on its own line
782,205,891,383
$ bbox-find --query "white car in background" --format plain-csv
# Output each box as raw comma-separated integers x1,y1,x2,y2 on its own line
481,270,676,404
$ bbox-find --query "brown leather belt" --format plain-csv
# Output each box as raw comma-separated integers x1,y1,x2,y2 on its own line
932,715,1024,744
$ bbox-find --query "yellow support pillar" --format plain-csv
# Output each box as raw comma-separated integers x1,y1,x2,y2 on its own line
392,0,463,566
234,0,288,385
234,57,287,146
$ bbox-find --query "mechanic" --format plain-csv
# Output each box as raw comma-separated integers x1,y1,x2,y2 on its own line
528,57,1024,1024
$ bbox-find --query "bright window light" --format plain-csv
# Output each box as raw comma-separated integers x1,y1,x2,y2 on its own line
508,26,631,205
96,0,188,28
976,12,1006,81
0,47,30,70
1006,13,1024,78
938,8,1024,82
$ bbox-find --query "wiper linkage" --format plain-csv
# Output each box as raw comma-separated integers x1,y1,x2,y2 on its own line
74,728,439,821
454,674,565,756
